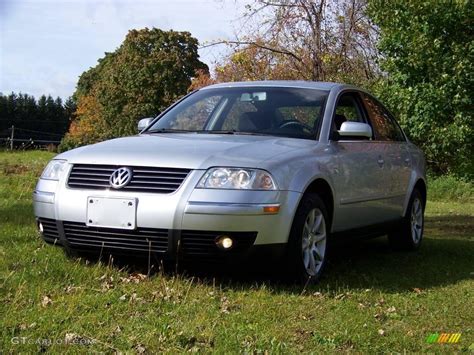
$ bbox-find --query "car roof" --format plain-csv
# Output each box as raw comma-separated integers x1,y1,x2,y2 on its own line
201,80,353,91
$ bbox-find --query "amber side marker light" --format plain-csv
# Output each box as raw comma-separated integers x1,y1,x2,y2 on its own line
263,205,280,214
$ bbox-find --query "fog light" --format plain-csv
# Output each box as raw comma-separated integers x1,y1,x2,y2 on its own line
37,221,44,234
216,236,233,250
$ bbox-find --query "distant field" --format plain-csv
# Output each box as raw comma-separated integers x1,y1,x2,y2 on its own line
1,150,473,352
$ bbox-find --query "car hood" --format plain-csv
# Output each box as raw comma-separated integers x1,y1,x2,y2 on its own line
57,133,316,169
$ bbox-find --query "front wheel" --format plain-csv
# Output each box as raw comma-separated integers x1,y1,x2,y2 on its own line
287,193,329,284
388,188,425,250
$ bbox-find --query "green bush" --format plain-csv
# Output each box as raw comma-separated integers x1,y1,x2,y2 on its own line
428,175,474,201
369,1,473,178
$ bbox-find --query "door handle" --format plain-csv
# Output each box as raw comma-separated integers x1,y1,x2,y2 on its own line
377,157,385,167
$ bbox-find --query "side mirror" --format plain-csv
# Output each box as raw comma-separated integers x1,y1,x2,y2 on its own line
338,122,372,139
138,117,153,132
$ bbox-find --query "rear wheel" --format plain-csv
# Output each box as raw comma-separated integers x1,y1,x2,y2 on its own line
389,188,424,250
287,193,329,284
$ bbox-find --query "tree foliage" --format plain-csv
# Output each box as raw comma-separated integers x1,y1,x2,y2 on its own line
0,92,73,145
60,28,208,151
369,0,473,177
210,0,378,85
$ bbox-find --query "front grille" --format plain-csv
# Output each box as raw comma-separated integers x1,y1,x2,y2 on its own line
38,218,61,244
180,230,257,257
63,221,169,253
67,164,191,193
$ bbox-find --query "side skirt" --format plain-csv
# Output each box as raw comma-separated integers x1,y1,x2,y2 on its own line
330,219,402,245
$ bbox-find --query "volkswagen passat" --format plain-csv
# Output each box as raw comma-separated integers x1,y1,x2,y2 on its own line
34,81,426,283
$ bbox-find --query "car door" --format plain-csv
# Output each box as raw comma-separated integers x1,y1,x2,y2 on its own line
360,93,411,219
329,91,389,231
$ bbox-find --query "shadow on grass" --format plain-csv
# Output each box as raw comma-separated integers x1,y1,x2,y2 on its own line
424,215,473,238
68,214,474,294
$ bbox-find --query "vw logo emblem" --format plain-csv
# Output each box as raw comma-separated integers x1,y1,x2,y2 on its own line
109,167,133,189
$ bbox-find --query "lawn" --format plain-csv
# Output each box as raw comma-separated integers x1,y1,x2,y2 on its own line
1,150,473,353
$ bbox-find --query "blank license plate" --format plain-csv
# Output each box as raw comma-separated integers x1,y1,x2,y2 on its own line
86,197,137,230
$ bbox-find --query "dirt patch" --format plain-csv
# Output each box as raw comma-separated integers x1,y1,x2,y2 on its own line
2,164,30,175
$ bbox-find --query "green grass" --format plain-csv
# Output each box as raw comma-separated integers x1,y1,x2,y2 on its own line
428,174,474,202
1,150,473,352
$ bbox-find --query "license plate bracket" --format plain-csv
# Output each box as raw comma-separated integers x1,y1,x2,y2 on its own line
86,197,137,230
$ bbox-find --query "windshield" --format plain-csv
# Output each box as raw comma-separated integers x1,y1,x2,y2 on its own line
145,87,328,140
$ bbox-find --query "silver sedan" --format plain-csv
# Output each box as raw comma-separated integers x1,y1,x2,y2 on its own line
34,81,426,283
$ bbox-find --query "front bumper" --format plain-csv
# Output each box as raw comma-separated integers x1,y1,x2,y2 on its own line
33,167,301,259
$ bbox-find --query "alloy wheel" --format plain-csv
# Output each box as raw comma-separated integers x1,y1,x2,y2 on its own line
301,208,327,276
410,197,423,243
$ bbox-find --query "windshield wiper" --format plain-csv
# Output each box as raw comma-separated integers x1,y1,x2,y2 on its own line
196,130,275,136
144,128,198,134
195,130,236,135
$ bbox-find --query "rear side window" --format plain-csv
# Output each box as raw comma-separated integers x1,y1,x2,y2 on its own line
361,94,405,142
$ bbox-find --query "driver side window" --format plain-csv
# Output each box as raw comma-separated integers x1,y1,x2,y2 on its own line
333,93,365,131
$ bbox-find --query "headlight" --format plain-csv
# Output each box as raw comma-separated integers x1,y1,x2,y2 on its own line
197,168,277,190
41,160,67,180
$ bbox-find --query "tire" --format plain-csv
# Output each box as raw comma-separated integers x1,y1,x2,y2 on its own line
388,188,425,250
286,193,330,284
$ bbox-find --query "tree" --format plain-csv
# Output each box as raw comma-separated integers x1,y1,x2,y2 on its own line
0,92,71,145
60,28,208,150
208,0,378,85
369,0,473,177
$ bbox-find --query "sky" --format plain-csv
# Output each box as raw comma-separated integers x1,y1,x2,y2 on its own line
0,0,246,99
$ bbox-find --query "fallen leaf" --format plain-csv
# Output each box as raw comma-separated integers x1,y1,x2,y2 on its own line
220,296,230,314
120,273,147,284
41,295,52,307
130,292,143,303
378,329,385,336
101,280,114,292
64,333,89,345
387,306,397,313
119,294,127,301
374,298,385,306
64,285,78,294
65,333,78,344
413,288,422,294
134,344,146,353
